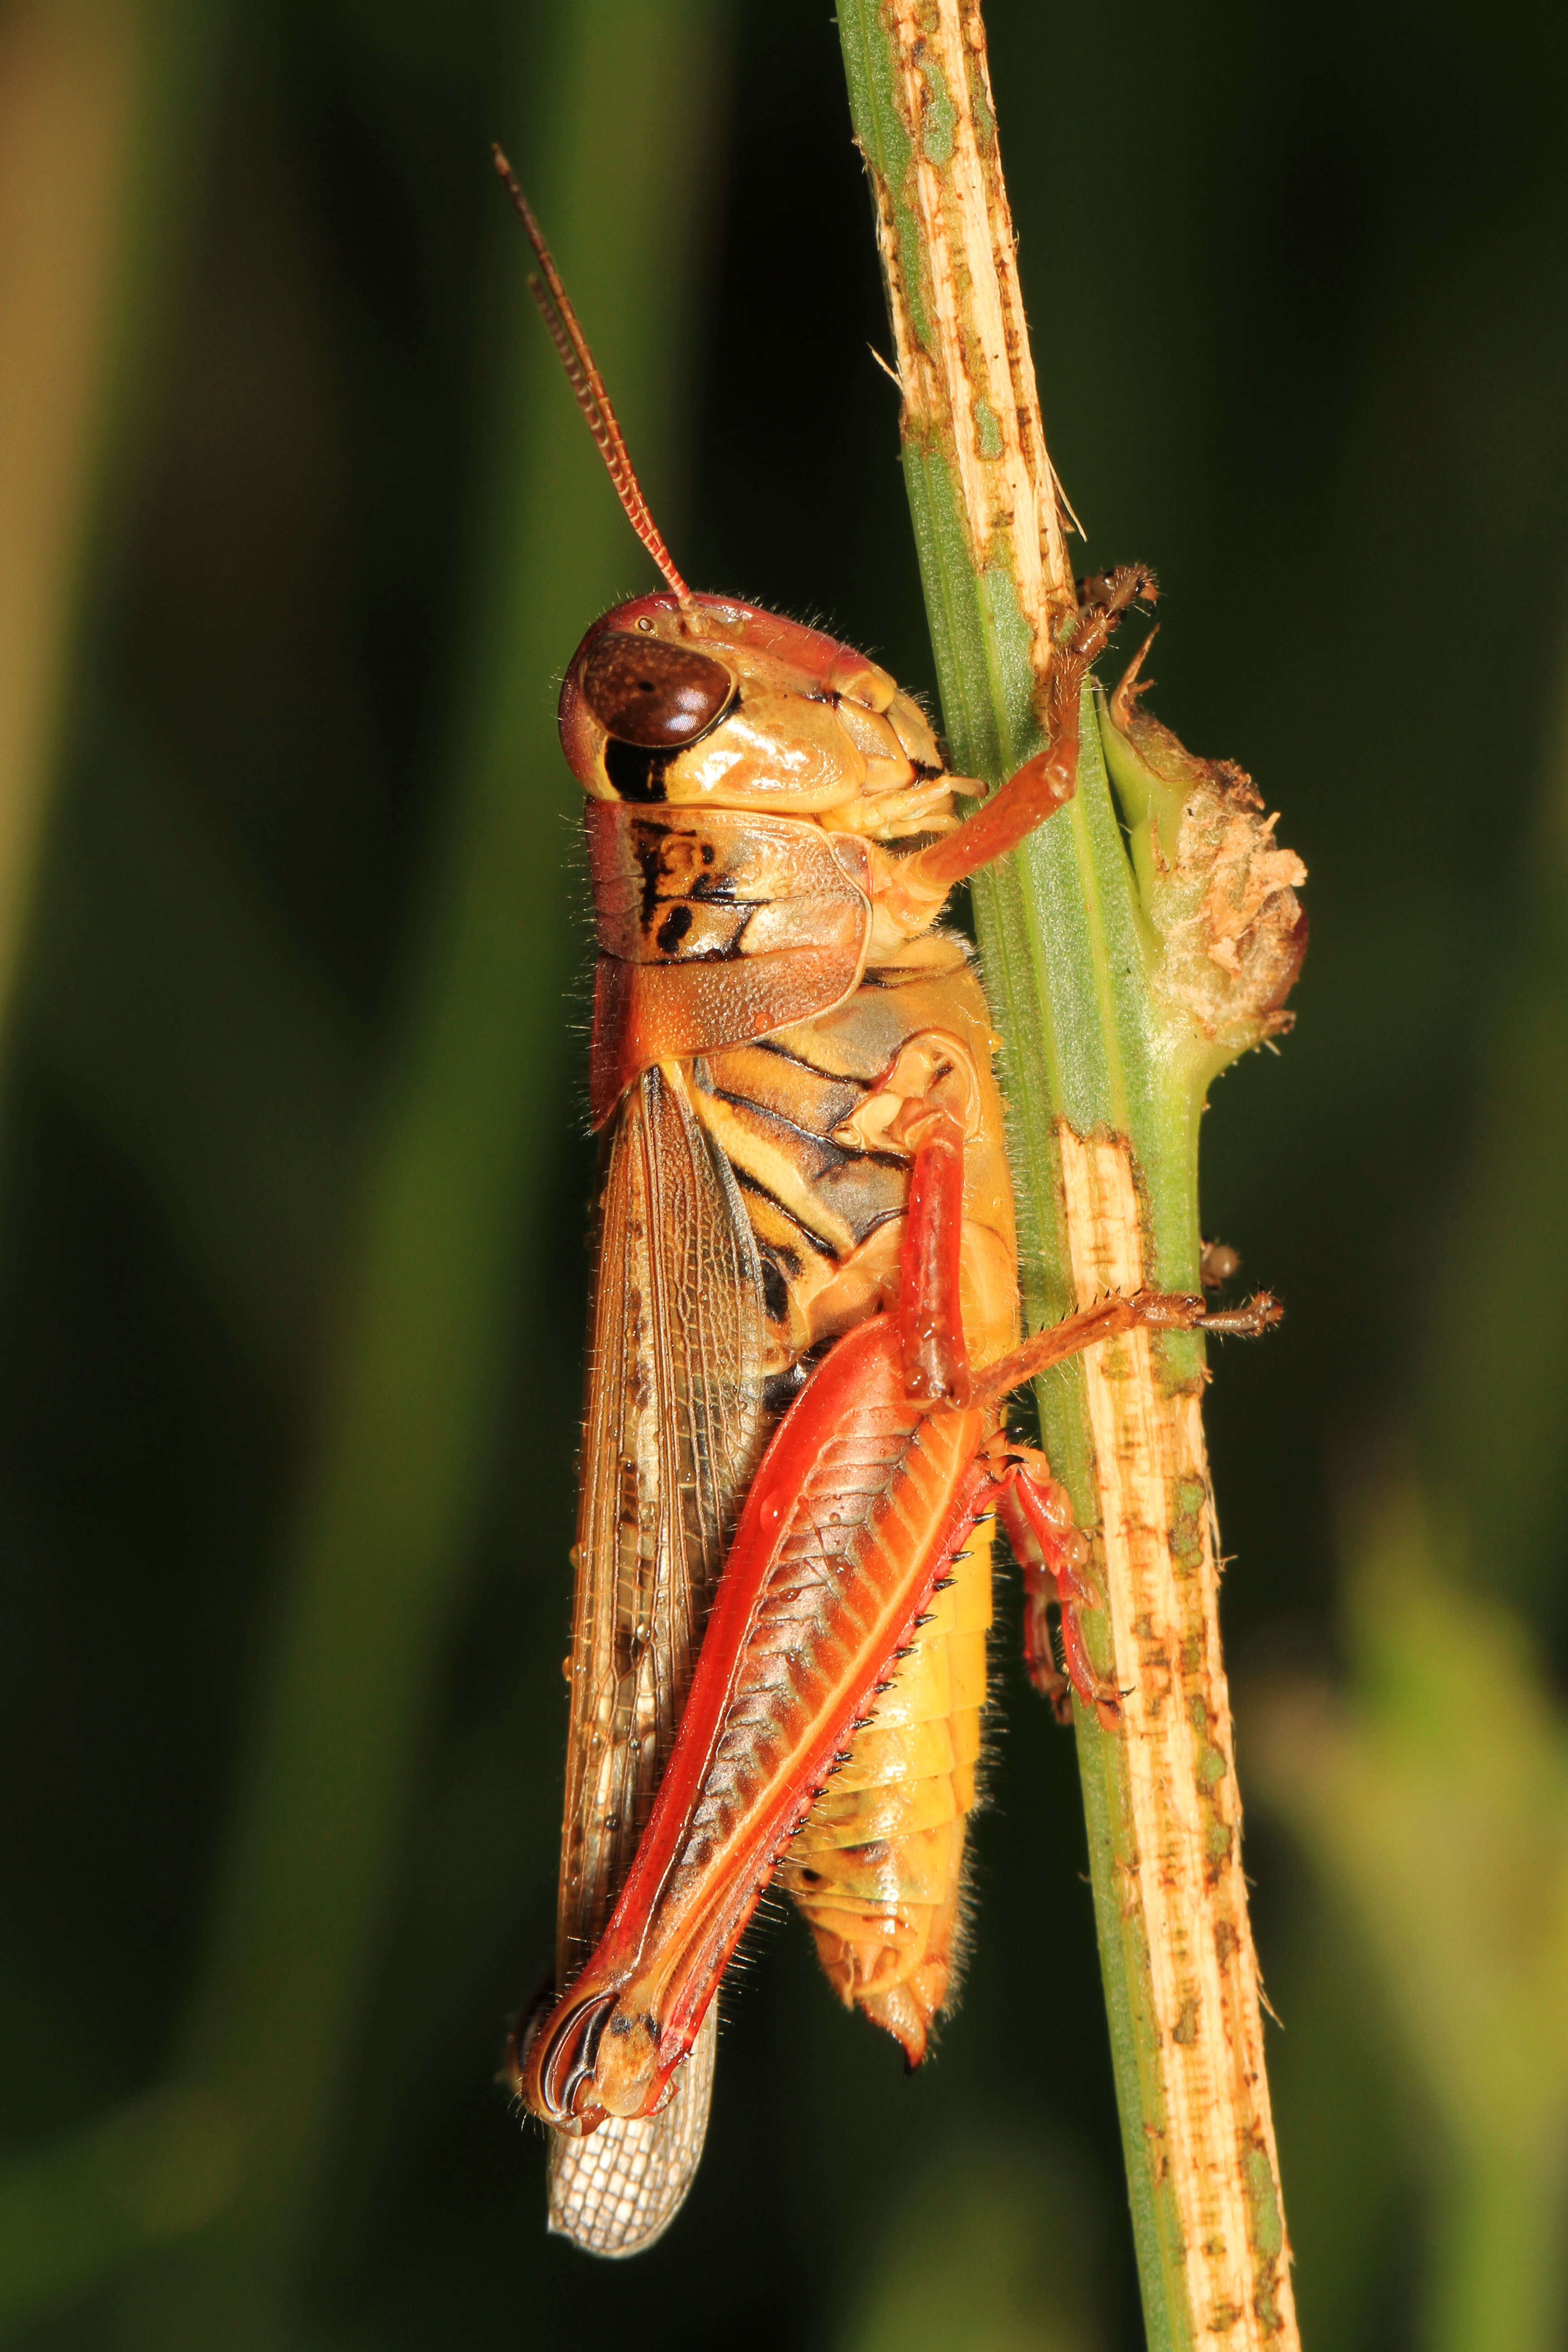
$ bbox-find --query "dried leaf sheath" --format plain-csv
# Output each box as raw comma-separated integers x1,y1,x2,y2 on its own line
549,1065,765,2254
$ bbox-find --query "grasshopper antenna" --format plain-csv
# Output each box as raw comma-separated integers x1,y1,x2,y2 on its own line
492,145,691,602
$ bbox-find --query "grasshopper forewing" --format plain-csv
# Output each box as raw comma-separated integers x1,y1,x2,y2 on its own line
495,150,1282,2248
544,1066,764,2251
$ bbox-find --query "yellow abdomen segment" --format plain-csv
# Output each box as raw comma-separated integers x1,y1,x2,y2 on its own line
777,1514,994,2064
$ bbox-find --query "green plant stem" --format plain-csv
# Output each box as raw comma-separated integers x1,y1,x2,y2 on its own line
837,5,1297,2346
0,2089,240,2339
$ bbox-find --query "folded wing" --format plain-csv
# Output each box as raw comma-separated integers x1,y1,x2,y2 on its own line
547,1062,766,2254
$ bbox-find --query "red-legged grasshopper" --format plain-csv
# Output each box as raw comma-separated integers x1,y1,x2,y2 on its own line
494,153,1280,2255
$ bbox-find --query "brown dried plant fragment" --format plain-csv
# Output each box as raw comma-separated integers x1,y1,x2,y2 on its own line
1104,634,1308,1083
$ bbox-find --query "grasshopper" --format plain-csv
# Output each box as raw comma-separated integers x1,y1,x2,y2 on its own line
493,153,1279,2255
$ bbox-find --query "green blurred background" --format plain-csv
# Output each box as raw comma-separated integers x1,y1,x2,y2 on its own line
1,1,1565,2347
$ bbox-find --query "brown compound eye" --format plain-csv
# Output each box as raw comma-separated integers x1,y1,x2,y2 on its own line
580,632,734,749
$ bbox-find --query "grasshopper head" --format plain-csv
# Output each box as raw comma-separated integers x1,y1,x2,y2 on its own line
492,174,948,840
559,593,950,839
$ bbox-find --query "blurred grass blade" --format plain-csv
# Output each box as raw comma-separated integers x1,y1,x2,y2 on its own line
838,2139,1102,2352
1254,1497,1568,2352
29,735,354,1380
0,2088,242,2337
108,2,727,2338
0,0,139,1031
0,0,223,1049
1252,627,1568,2352
1425,657,1568,1611
836,5,1301,2345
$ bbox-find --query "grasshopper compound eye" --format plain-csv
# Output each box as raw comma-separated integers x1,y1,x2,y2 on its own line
581,633,734,749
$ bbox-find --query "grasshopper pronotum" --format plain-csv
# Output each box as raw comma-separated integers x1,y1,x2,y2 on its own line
493,152,1279,2256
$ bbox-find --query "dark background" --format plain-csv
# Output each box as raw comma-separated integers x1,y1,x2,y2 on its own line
3,1,1565,2346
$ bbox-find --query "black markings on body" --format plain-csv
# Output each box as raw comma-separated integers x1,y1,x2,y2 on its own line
759,1254,790,1323
762,1361,810,1416
606,738,671,803
735,1174,840,1259
751,1034,850,1077
712,1086,853,1166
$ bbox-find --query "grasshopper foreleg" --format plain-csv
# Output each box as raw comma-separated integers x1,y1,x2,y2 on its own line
882,565,1157,918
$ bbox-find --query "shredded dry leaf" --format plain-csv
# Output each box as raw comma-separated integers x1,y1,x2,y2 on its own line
1111,636,1308,1066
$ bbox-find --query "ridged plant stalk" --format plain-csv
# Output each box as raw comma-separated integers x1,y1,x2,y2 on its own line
837,6,1307,2346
